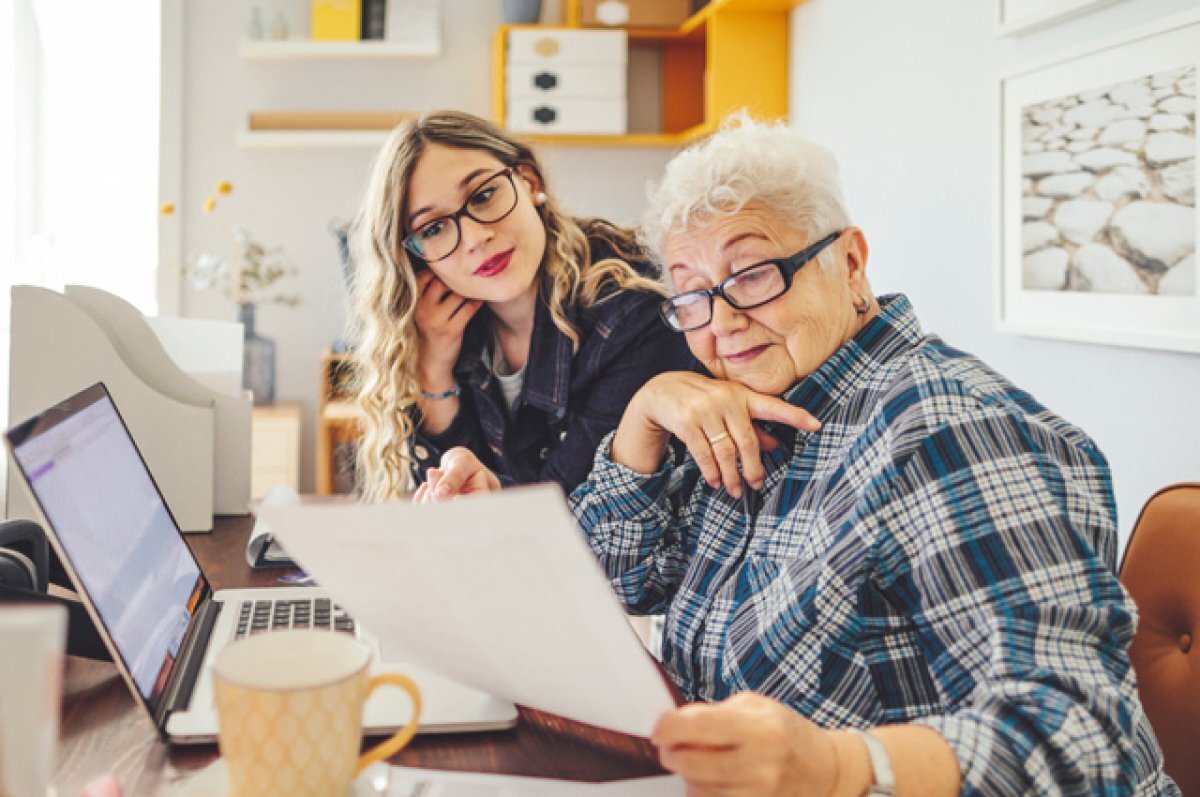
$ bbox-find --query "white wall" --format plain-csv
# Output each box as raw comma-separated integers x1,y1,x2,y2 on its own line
180,1,1199,523
34,1,161,312
181,0,674,491
789,0,1200,548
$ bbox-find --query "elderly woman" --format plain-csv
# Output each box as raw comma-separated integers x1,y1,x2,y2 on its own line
570,118,1175,797
421,118,1174,796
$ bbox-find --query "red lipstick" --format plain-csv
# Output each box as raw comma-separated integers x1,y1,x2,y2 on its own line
474,249,514,277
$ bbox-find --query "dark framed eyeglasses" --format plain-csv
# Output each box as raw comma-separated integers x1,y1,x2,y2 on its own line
402,168,520,262
659,230,845,332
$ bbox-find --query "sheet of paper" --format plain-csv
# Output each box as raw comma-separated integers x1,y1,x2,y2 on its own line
261,485,678,737
385,767,685,797
244,484,300,568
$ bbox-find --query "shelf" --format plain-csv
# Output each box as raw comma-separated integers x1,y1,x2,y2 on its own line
565,0,804,35
238,124,718,151
494,1,801,148
517,122,716,148
239,39,441,61
522,134,681,148
238,128,390,149
679,0,806,34
322,401,361,422
318,351,359,495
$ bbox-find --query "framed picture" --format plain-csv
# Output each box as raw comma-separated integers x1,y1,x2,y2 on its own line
996,10,1199,353
996,0,1123,36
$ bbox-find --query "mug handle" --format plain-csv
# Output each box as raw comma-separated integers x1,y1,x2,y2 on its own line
355,672,423,774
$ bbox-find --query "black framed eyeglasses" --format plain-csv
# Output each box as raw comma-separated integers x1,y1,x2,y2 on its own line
659,230,844,332
402,168,520,262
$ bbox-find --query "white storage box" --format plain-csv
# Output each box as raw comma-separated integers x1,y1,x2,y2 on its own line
507,97,627,134
507,63,626,100
507,28,627,66
506,28,627,135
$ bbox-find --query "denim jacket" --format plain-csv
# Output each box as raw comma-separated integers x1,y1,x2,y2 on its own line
411,238,694,493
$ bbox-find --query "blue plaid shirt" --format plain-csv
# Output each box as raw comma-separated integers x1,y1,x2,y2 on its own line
570,294,1175,796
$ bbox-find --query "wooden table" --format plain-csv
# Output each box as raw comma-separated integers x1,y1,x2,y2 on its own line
54,514,666,795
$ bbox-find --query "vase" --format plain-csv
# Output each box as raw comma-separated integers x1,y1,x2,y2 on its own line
501,0,542,24
237,302,276,406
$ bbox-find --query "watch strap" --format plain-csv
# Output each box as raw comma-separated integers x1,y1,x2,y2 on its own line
851,728,896,797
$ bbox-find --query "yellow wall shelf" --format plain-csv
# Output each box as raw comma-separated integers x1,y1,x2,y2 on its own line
494,0,802,148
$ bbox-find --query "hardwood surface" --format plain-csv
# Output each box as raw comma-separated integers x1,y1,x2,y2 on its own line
55,513,665,795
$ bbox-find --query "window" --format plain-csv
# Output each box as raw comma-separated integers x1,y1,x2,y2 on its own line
31,0,162,310
0,0,43,474
1,0,163,509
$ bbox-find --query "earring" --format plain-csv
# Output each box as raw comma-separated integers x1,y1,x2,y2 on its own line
853,294,871,315
534,191,547,205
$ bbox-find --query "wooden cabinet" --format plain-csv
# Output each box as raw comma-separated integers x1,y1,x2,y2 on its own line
317,350,360,495
492,0,802,147
251,403,302,499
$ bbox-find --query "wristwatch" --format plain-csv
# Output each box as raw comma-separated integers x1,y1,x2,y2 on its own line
851,728,896,797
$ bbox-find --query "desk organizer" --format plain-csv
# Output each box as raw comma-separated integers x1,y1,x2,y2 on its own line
6,286,251,532
65,286,252,517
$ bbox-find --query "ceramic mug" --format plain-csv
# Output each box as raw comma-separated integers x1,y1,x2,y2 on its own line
213,629,421,797
0,604,67,797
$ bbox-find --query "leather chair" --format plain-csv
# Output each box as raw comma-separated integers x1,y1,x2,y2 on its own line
1119,483,1200,796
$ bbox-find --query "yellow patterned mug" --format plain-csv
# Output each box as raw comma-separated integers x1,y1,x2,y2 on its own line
213,629,421,797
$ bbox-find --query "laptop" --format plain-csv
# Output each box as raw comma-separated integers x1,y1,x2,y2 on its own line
4,382,517,744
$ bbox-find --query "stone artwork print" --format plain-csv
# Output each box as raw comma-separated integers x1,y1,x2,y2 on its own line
1020,64,1196,296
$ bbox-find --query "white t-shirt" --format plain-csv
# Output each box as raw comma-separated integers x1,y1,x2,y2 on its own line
489,341,526,414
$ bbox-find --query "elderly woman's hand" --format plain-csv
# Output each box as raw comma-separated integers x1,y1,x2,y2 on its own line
653,693,841,797
611,372,819,497
412,446,500,503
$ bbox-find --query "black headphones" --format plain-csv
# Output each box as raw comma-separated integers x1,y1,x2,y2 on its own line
0,519,48,592
0,519,111,660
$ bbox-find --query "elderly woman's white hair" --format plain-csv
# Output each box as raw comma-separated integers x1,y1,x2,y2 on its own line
641,114,852,279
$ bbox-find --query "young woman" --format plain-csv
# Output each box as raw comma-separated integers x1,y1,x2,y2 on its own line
350,110,693,501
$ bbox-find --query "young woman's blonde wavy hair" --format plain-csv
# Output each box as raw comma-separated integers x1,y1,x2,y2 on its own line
348,110,665,502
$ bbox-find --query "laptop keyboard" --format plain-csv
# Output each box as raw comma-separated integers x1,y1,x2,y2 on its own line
234,597,356,640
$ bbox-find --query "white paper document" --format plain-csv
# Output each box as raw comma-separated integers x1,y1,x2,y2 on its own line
244,484,301,568
177,760,684,797
385,766,685,796
261,485,678,738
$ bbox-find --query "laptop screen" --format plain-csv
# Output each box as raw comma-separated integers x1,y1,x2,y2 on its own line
6,383,206,708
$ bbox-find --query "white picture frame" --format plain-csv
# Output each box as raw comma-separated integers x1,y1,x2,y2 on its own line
996,0,1123,36
995,9,1199,353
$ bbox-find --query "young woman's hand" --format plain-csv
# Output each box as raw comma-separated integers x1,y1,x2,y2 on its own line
412,447,501,503
610,372,820,498
413,269,482,388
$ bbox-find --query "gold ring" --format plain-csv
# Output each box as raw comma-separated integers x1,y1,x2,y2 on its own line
706,431,731,445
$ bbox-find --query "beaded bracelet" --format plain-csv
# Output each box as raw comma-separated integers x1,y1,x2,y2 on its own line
420,383,462,401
